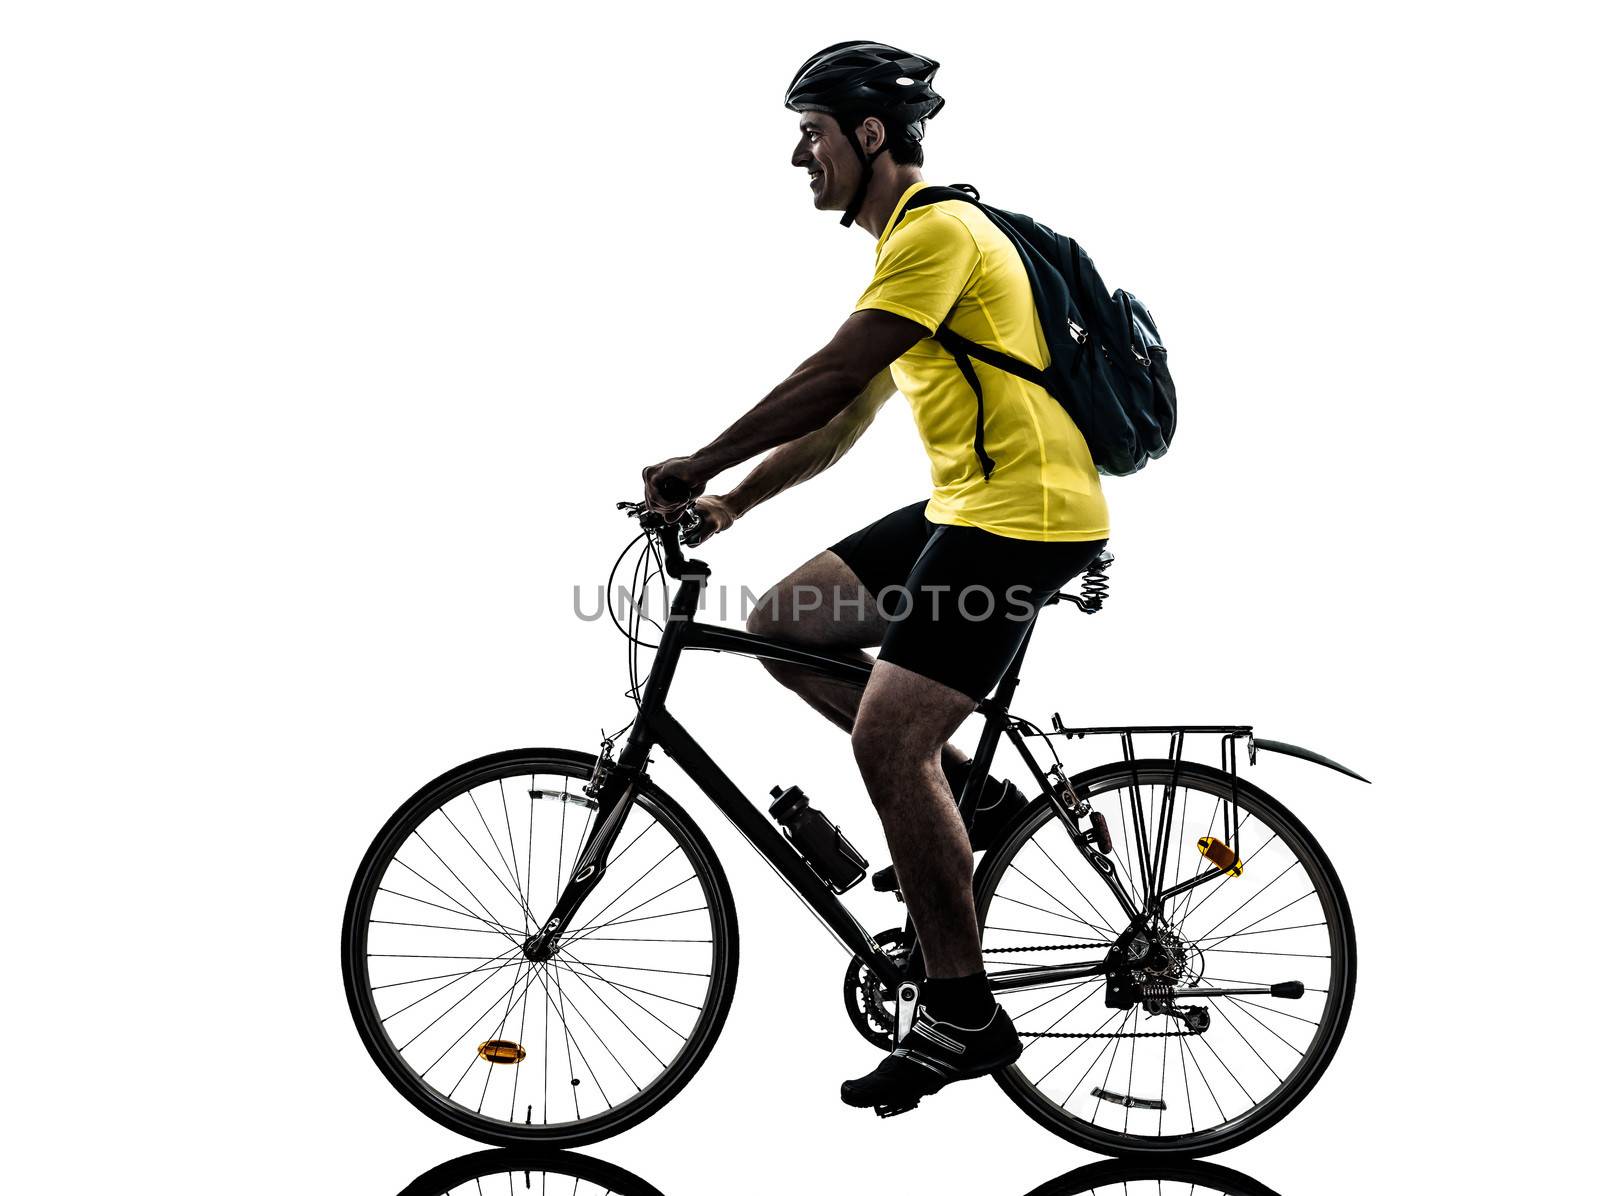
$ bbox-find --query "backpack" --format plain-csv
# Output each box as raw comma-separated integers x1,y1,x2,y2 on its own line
892,184,1176,477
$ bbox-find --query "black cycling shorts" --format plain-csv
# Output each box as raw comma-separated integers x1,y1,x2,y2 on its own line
828,500,1107,701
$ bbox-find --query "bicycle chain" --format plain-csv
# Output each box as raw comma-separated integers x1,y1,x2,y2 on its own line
988,942,1200,1039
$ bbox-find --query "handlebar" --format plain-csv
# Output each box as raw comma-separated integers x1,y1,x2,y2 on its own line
616,499,706,579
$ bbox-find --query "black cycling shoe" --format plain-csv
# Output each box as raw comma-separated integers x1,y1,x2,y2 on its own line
870,779,1027,893
970,778,1028,851
840,1004,1023,1117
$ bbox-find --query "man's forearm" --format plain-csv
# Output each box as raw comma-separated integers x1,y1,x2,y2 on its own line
691,356,863,479
641,310,924,511
724,419,860,517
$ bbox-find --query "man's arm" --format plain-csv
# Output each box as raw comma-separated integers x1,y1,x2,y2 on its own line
642,309,924,510
717,367,895,519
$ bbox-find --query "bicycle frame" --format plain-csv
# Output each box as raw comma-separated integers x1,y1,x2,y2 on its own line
523,537,1121,997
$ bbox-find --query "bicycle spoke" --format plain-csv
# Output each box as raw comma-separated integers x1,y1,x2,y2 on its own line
550,955,693,1040
441,805,537,926
391,858,525,946
561,876,699,948
1031,835,1120,936
380,948,526,1022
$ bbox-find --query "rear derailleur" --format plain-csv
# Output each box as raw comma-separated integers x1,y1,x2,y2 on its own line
1103,918,1209,1035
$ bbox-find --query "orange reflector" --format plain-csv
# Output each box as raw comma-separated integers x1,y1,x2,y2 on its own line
1197,836,1242,877
477,1039,527,1064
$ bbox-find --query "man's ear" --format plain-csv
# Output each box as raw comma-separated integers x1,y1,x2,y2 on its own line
857,116,886,154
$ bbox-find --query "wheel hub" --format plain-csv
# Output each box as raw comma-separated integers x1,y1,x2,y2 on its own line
1142,927,1196,984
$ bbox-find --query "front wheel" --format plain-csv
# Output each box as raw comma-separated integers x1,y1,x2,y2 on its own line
342,748,739,1147
977,760,1356,1156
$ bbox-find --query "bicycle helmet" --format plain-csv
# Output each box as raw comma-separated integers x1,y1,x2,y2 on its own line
785,41,944,227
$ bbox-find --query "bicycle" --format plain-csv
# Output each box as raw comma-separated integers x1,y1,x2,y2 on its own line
342,502,1363,1157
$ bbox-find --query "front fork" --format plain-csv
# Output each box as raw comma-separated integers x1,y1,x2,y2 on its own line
521,740,640,962
526,568,705,962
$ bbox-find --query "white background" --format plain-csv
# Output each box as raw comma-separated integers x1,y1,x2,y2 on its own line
3,2,1594,1192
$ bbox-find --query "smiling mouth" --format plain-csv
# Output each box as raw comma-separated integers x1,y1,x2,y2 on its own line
808,170,823,187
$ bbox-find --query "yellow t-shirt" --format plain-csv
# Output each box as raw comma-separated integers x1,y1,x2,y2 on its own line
855,181,1109,542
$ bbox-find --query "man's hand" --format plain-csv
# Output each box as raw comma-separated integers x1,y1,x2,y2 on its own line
684,495,737,545
641,456,708,513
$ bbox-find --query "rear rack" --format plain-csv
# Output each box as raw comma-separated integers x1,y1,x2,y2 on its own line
1018,719,1255,888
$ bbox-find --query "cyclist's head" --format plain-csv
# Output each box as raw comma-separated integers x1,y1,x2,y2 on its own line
785,40,943,227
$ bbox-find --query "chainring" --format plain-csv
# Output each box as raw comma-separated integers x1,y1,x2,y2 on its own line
841,928,907,1051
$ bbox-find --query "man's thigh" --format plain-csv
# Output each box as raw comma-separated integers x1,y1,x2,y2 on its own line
749,549,887,648
748,501,931,649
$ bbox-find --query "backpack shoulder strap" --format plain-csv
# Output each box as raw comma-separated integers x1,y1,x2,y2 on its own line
887,184,1066,484
890,183,982,233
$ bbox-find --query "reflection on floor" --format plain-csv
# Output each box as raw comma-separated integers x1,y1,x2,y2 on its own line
1024,1157,1284,1195
398,1148,1285,1196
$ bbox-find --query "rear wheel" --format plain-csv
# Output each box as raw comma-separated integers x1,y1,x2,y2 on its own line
977,760,1355,1156
342,748,738,1147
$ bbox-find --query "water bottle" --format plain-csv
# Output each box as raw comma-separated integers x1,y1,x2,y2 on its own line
768,784,868,893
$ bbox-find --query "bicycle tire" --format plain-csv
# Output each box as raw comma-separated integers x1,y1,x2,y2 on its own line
343,747,739,1148
977,759,1356,1157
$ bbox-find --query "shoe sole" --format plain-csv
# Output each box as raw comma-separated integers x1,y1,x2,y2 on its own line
842,1039,1024,1113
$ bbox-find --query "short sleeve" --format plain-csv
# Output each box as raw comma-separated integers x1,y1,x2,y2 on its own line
854,208,981,333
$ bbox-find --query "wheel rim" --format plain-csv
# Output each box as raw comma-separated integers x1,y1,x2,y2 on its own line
348,759,727,1138
980,763,1353,1152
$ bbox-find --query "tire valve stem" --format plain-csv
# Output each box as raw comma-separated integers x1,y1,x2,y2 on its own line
1197,836,1242,877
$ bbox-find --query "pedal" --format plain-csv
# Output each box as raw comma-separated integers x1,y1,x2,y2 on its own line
874,1097,921,1118
1090,1086,1167,1111
1089,811,1112,853
870,864,901,894
1197,836,1243,877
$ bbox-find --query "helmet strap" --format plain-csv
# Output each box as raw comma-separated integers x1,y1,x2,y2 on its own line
839,122,889,228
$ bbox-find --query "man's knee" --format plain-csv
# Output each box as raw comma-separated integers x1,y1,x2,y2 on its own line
852,713,934,798
746,589,781,639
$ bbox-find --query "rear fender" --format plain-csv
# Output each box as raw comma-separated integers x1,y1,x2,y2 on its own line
1252,738,1369,783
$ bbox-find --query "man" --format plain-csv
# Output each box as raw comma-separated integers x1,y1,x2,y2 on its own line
642,41,1108,1114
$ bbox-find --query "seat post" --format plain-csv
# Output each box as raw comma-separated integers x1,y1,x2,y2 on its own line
953,618,1040,830
989,616,1041,713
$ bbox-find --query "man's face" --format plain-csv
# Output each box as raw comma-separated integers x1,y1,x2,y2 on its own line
791,111,863,212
